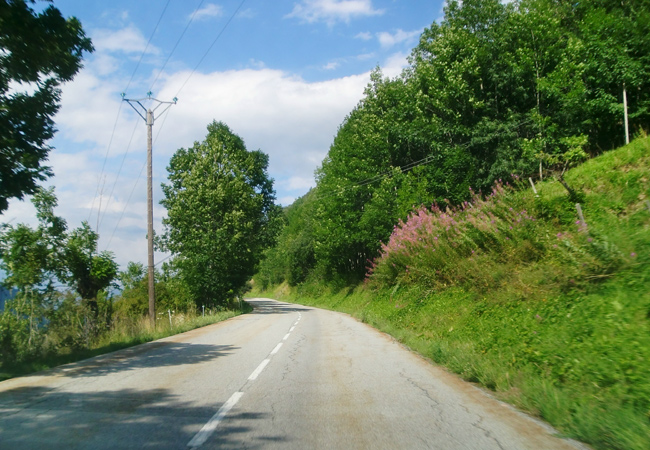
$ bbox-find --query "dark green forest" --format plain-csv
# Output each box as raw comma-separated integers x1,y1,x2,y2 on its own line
255,0,650,287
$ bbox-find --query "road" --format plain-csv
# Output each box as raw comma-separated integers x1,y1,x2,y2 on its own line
0,298,588,449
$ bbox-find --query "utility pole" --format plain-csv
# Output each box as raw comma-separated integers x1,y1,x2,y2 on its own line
623,83,630,144
122,92,177,327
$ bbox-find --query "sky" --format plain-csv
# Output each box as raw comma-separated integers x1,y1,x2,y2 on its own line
3,0,445,269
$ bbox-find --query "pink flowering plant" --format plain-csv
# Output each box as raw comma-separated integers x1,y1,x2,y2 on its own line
367,182,540,287
366,181,626,290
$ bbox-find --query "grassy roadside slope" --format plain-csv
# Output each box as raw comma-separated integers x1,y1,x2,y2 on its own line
0,309,244,381
253,138,650,450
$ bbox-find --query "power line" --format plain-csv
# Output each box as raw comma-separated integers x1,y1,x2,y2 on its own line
87,102,123,223
135,0,247,190
88,0,173,227
103,1,244,263
149,0,207,94
312,116,535,202
142,0,247,191
124,0,172,94
108,0,248,241
97,120,141,231
100,1,211,234
155,254,173,267
104,107,172,251
104,0,241,241
174,0,247,97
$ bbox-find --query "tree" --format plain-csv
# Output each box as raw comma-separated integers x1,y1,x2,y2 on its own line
254,189,318,288
0,0,93,213
0,188,117,359
161,121,280,307
58,222,118,321
113,261,195,320
0,187,65,359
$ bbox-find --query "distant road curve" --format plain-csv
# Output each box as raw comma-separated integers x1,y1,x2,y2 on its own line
0,298,589,449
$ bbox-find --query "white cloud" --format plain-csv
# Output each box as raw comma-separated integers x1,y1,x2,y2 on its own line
191,3,224,21
383,51,409,78
323,61,340,70
237,8,256,19
287,0,384,25
357,52,375,61
278,195,298,206
54,68,137,153
91,26,160,55
248,59,266,69
92,54,121,76
154,68,369,178
377,28,422,48
355,31,372,40
282,176,317,191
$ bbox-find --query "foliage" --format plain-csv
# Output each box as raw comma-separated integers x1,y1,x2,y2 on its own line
161,121,281,307
113,261,195,320
260,0,650,286
366,179,626,291
45,291,103,351
0,188,117,364
58,221,118,319
0,295,43,363
254,189,317,289
0,0,93,212
0,188,64,361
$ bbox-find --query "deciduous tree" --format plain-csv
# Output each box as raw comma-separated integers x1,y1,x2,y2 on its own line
161,121,280,306
0,0,93,212
58,222,118,320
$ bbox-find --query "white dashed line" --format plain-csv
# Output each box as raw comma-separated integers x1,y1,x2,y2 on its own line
187,391,244,447
248,358,270,381
188,310,302,447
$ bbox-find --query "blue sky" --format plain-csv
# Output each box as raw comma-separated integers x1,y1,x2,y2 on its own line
3,0,445,268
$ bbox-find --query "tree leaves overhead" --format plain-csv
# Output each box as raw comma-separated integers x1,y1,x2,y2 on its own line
0,0,93,212
161,121,280,306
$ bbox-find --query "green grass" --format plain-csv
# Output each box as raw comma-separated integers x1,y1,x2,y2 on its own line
0,308,243,381
253,137,650,450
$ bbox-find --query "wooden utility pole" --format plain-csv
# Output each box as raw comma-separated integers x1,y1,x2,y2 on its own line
576,203,588,232
146,107,155,326
623,84,630,145
122,92,177,327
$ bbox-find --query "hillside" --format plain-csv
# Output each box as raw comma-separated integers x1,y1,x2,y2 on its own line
254,137,650,450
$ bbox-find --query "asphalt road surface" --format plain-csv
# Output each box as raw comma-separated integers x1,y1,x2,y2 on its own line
0,298,589,449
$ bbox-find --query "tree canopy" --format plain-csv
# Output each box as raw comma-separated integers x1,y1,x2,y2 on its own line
0,0,93,212
161,121,280,307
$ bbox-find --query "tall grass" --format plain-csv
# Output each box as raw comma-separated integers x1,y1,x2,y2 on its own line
0,308,241,381
95,309,240,348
